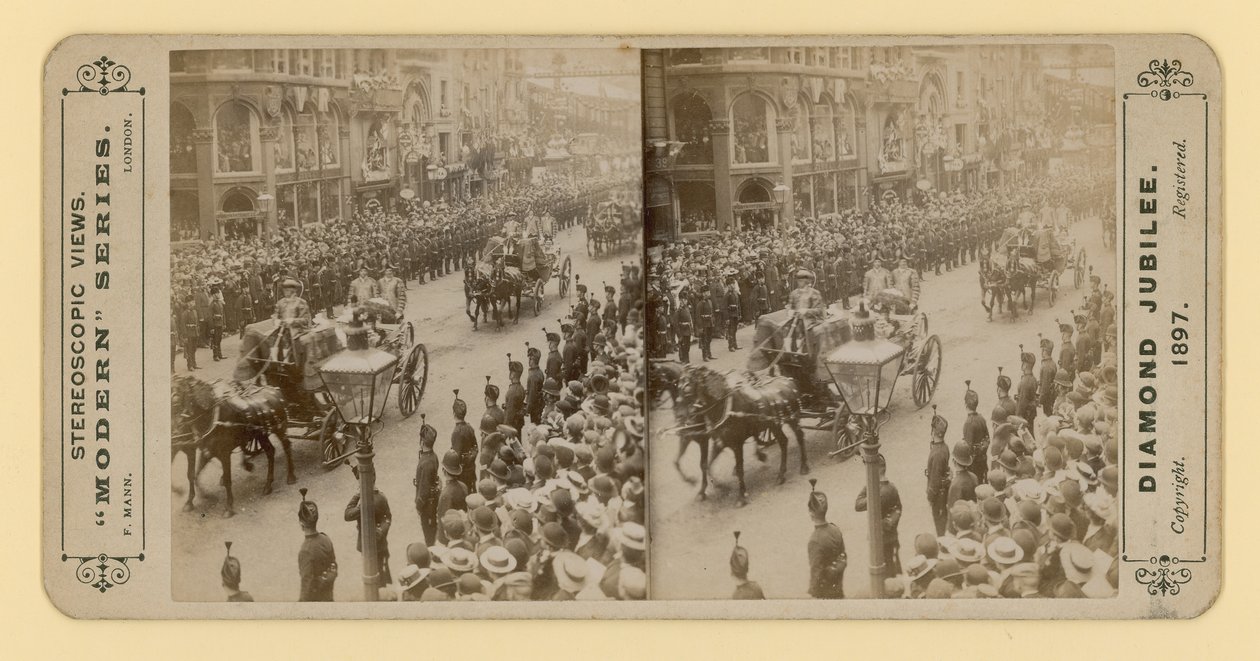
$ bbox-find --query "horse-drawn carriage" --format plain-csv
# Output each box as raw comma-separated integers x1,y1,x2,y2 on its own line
981,225,1088,319
467,235,572,326
585,200,637,258
170,311,429,516
748,304,943,455
669,303,942,505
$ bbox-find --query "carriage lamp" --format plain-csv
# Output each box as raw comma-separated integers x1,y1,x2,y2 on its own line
823,303,906,599
318,312,398,601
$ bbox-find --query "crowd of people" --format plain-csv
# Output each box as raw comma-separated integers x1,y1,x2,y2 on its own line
170,172,637,370
647,166,1113,360
757,274,1117,599
266,266,648,602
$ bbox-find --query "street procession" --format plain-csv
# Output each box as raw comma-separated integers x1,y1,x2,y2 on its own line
644,44,1120,599
167,47,649,602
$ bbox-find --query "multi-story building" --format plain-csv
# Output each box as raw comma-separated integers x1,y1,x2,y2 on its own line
170,48,629,243
643,45,1067,243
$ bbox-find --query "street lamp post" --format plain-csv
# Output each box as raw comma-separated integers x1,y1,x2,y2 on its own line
256,193,274,239
318,312,399,601
772,183,790,230
823,303,906,599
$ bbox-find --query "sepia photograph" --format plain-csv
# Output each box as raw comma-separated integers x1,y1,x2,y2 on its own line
166,46,647,602
645,44,1119,600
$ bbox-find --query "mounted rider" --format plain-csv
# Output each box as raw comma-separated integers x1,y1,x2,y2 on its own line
785,268,826,354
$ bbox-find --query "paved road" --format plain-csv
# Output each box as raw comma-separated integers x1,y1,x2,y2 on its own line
649,215,1114,600
171,221,639,602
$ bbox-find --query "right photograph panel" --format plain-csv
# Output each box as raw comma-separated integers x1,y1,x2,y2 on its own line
644,44,1118,600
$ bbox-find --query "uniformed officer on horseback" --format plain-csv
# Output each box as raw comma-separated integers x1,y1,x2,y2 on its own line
786,268,825,354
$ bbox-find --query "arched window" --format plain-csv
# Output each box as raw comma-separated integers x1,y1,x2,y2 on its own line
791,96,811,163
221,189,255,213
274,106,295,172
731,93,775,165
214,101,257,174
170,104,197,174
671,93,713,165
737,181,770,203
810,96,837,162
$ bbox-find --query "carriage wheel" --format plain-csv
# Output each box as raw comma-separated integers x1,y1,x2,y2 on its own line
532,280,544,316
318,409,347,470
912,334,943,408
1049,272,1059,305
1074,249,1087,289
912,312,929,339
558,256,572,297
828,407,859,459
397,343,429,418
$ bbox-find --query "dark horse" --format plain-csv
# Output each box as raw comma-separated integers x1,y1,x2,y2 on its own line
674,364,810,506
464,259,493,330
647,358,683,407
171,375,296,517
979,254,1035,320
489,261,523,327
978,255,1011,321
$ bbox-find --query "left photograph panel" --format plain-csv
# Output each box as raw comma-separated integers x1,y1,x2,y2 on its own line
167,47,646,603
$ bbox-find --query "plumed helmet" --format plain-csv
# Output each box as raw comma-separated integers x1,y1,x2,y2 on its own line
807,478,828,516
729,531,751,578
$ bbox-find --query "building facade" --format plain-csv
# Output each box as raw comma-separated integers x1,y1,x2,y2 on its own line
643,45,1089,243
170,48,634,243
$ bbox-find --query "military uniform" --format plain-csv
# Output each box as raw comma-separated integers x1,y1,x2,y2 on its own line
344,489,393,586
504,372,526,437
807,523,846,599
209,295,225,360
674,304,694,364
695,295,714,361
855,480,903,576
451,419,479,494
414,447,440,546
724,282,741,351
181,303,200,370
298,530,337,601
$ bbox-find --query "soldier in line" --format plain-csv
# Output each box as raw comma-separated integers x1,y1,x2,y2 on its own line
297,488,337,602
855,453,903,576
925,407,951,537
961,381,990,479
524,346,545,425
674,301,694,365
504,358,527,438
208,279,226,361
221,542,253,602
344,469,394,588
451,390,479,494
544,331,563,383
1016,348,1040,425
806,479,846,599
695,290,715,362
181,295,200,371
724,270,741,352
413,417,441,546
1038,337,1058,416
730,532,765,600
